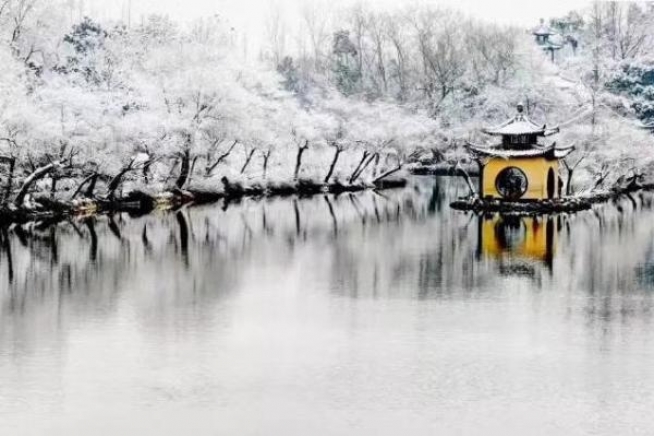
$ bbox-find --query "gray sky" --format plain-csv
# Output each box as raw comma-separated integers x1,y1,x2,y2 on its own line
84,0,592,50
86,0,592,26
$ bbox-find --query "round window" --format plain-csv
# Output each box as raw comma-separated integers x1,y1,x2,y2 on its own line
495,167,528,200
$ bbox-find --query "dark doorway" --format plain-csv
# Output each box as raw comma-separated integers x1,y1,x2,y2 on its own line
547,168,555,199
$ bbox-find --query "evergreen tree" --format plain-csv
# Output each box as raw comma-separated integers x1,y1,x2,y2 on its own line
57,17,108,84
608,61,654,124
332,30,360,95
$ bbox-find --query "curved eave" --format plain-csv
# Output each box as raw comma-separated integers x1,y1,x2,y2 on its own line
483,116,549,137
533,27,555,36
467,143,574,160
467,144,555,159
482,129,547,136
482,123,559,137
553,145,575,158
543,44,563,50
544,127,560,136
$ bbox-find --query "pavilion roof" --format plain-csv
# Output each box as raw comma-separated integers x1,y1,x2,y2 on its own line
542,42,563,51
467,143,574,159
533,20,555,36
553,145,575,158
482,105,559,137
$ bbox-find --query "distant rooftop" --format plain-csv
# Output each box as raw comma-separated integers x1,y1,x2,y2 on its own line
533,19,555,36
542,41,563,51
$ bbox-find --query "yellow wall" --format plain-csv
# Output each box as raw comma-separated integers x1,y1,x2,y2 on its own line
482,157,559,200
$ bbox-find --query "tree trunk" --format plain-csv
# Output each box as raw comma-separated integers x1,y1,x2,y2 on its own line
262,150,271,178
13,162,58,207
142,158,155,185
566,169,574,196
593,173,609,191
3,157,15,202
324,147,342,183
71,173,98,200
373,163,404,184
85,173,99,198
372,153,380,178
107,162,136,200
294,141,308,180
350,152,377,183
349,151,370,184
189,155,200,184
175,149,191,190
50,175,58,199
240,149,256,174
206,140,238,176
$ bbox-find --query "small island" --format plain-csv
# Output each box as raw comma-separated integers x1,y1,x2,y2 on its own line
451,102,651,214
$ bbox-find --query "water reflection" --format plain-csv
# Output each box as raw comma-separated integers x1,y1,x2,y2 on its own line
3,177,654,435
478,214,556,275
2,178,654,312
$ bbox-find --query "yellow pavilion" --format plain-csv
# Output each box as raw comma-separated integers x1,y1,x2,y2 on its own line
469,103,573,201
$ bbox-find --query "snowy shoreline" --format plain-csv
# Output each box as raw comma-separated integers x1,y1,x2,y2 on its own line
450,178,654,214
0,176,408,225
3,168,652,224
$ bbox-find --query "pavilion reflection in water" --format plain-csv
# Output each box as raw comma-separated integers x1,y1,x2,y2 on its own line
477,214,557,274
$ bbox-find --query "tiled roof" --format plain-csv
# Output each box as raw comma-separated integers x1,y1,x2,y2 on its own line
533,23,555,36
467,143,574,159
483,105,558,137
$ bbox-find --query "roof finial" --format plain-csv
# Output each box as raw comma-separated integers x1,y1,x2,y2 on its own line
516,102,524,113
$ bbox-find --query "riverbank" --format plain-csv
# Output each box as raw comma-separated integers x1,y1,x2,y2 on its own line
5,169,654,224
0,176,408,224
450,197,592,214
408,162,480,177
450,179,654,215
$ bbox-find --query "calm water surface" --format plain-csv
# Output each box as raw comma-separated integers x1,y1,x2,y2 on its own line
2,177,654,435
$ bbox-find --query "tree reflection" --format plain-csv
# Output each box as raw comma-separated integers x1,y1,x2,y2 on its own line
176,210,189,267
1,227,13,284
85,218,98,263
1,178,654,338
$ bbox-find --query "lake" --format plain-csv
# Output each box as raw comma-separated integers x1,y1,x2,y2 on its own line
2,177,654,435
